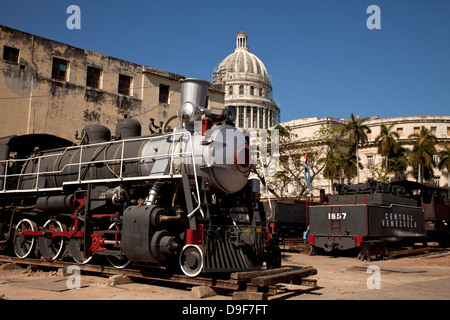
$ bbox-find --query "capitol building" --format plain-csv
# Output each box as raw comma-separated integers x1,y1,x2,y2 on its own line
210,29,449,198
212,30,279,129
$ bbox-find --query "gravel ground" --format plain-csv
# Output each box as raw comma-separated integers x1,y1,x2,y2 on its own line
0,250,449,300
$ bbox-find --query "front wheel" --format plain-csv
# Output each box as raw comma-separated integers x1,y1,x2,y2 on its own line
179,244,203,277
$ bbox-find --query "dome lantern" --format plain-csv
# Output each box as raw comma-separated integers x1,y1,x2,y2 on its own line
236,30,248,51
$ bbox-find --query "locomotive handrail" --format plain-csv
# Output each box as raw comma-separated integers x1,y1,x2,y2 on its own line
0,131,199,200
168,129,202,218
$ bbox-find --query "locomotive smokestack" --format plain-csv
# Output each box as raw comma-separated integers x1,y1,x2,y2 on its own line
178,78,210,124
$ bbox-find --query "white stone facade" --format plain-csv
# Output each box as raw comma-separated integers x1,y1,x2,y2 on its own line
275,115,450,198
212,30,279,129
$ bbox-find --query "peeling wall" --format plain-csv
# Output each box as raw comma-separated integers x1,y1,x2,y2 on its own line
0,25,224,141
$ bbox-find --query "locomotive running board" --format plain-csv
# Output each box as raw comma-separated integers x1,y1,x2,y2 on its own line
62,174,183,187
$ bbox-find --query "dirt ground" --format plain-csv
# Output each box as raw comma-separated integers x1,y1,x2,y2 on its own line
1,250,449,300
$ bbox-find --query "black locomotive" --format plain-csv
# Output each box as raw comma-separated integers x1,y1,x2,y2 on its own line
0,78,280,277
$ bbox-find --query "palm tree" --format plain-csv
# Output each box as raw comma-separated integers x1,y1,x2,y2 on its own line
438,143,450,187
323,149,344,185
389,141,409,180
408,126,437,182
374,122,399,173
343,113,370,183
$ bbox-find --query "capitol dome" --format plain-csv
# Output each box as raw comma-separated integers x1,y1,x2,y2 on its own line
212,30,279,129
213,31,269,84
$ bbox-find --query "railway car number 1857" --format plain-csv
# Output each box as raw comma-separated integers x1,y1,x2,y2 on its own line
328,212,347,220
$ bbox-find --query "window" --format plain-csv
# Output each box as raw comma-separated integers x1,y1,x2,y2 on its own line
397,127,403,137
431,127,437,135
228,86,233,95
265,109,268,129
239,85,244,95
447,127,450,136
433,177,440,186
52,57,69,81
250,86,254,95
259,108,264,129
246,107,251,128
159,84,170,103
118,74,132,96
86,66,102,89
433,154,439,164
367,155,374,167
238,106,244,128
253,107,258,128
414,127,420,135
3,46,19,63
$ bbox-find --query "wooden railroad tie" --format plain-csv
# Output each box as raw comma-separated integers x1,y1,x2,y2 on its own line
231,266,318,288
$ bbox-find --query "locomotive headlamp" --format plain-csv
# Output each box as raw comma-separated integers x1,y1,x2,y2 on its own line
178,101,201,123
224,106,236,123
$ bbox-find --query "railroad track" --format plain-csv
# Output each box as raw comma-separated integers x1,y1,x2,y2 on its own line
0,255,318,300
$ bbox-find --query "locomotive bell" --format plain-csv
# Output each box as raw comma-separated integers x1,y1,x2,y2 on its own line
178,78,210,123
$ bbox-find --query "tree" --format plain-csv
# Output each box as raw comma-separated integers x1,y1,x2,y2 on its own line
388,141,409,180
342,113,370,183
374,122,400,173
438,143,450,187
407,126,437,182
317,124,346,186
254,124,328,199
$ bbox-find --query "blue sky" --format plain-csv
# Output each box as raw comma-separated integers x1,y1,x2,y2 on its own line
1,0,449,123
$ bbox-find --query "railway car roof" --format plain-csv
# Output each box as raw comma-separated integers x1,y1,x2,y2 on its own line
391,180,448,192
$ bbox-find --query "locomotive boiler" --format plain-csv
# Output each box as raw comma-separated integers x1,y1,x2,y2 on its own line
0,78,280,276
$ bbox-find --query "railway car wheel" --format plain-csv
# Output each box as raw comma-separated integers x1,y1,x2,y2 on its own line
107,254,131,269
179,244,203,277
38,219,67,261
68,237,92,264
13,219,38,259
308,245,317,256
106,223,131,269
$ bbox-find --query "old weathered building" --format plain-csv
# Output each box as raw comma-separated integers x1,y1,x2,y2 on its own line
0,25,224,141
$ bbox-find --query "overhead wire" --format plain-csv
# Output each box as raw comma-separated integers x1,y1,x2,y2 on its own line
0,78,182,125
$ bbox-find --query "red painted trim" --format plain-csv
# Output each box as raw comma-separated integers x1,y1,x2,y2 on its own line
364,194,369,236
308,234,315,245
201,117,213,135
90,232,105,252
186,224,204,245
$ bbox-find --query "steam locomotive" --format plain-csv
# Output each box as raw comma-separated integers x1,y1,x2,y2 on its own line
0,78,280,277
